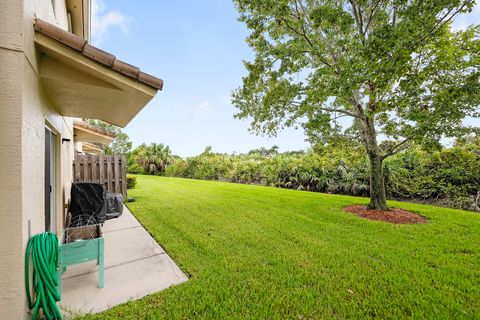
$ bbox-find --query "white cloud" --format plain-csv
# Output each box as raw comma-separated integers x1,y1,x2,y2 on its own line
193,101,214,114
91,0,129,45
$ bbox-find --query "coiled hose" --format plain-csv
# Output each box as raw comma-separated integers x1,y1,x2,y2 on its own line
25,232,62,320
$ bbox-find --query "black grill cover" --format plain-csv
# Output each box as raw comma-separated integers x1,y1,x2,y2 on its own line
105,193,123,220
70,182,106,224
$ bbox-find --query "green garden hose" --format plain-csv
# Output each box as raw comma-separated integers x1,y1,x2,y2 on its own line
25,232,62,320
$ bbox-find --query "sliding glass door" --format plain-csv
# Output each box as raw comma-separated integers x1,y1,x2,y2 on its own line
44,127,56,232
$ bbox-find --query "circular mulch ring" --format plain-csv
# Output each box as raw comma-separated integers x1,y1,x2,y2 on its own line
344,205,428,224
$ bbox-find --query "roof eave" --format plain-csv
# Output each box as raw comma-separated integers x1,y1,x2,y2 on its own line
73,121,115,145
35,33,157,127
81,142,104,154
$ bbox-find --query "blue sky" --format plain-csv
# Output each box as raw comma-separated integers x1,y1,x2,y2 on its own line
93,0,479,157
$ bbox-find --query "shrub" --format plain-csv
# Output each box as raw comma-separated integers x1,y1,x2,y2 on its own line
131,142,480,210
126,175,137,189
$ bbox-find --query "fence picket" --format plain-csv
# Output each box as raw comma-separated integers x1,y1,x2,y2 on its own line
72,155,126,199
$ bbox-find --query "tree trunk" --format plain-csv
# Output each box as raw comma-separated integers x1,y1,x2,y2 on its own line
368,153,388,210
354,101,388,210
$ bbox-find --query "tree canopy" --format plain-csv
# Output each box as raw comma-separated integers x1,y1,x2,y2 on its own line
88,120,132,155
128,143,174,175
232,0,480,209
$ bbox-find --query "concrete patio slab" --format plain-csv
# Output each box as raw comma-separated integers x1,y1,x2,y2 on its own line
59,206,188,317
102,211,142,232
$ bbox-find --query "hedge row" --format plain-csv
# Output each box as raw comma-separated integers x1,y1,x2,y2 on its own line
161,142,479,211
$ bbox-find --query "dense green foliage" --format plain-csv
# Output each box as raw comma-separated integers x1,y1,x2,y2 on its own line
232,0,480,209
126,175,137,189
88,120,132,155
157,139,479,211
80,176,480,319
127,143,175,175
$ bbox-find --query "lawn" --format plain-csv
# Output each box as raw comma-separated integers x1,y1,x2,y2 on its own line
82,175,480,319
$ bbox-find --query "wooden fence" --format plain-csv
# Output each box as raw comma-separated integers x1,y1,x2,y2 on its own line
73,155,127,199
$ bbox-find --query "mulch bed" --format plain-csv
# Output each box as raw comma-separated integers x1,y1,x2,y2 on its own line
344,205,428,224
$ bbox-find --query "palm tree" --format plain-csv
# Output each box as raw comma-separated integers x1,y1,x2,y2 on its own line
139,143,173,175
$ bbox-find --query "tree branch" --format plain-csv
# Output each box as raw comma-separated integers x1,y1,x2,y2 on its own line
350,93,365,117
392,3,396,27
363,0,382,36
349,0,365,42
320,107,363,119
330,114,350,121
408,3,468,52
386,3,468,83
293,0,342,75
280,18,334,69
381,139,409,159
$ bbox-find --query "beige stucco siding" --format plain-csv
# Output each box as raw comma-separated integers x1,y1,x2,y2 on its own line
22,53,74,238
0,0,74,318
0,0,24,51
0,48,26,319
23,0,70,74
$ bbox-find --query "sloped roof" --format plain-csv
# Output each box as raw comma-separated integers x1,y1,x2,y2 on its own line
73,121,116,145
73,120,116,138
81,142,103,154
34,19,163,90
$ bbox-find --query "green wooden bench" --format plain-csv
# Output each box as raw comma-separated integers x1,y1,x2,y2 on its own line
56,225,104,297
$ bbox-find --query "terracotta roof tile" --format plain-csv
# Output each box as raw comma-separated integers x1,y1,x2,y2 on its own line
82,44,115,67
112,59,140,79
34,19,86,51
34,18,163,90
138,72,164,91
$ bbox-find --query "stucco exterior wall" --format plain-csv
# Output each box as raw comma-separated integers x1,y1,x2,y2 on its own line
0,46,25,320
22,53,75,237
0,0,74,318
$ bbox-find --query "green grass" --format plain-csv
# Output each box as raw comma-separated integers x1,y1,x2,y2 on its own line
82,175,480,319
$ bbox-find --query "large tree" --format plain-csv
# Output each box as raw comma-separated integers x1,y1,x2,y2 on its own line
232,0,480,210
88,120,132,155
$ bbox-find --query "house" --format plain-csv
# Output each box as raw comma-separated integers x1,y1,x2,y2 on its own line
0,0,163,318
73,120,116,155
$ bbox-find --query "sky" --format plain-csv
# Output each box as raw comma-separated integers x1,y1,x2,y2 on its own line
92,0,480,157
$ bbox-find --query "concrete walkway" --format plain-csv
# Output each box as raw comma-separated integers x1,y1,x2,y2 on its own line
59,206,188,317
